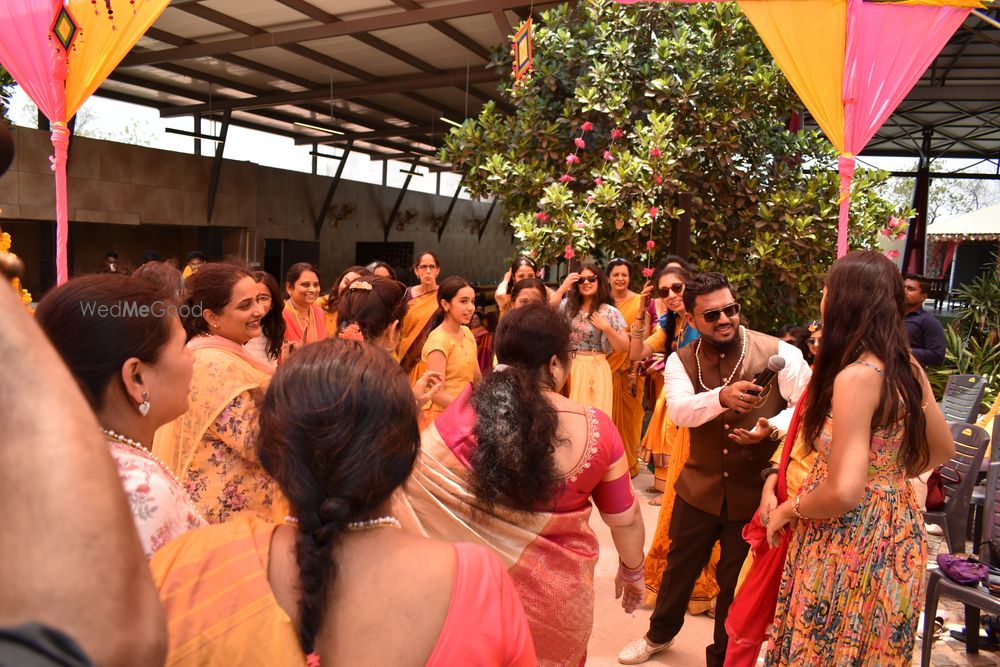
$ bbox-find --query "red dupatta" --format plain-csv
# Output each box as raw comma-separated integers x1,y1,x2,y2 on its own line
724,388,808,667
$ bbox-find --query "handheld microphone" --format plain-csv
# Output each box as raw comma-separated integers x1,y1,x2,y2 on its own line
746,355,785,396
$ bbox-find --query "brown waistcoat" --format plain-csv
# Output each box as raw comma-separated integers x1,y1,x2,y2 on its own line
674,328,786,521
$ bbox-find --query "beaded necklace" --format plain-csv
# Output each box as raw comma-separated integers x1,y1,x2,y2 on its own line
101,428,204,519
694,326,748,391
284,515,401,531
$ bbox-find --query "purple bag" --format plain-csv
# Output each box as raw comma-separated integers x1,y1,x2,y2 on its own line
937,553,989,586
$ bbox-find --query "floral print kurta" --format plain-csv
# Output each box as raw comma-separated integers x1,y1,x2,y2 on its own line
182,392,285,524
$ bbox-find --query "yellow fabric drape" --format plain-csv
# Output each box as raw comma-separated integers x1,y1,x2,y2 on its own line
399,290,440,358
66,0,171,118
643,424,721,612
738,0,847,151
609,294,645,475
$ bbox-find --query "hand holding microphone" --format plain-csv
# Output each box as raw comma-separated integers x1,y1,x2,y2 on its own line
746,355,785,396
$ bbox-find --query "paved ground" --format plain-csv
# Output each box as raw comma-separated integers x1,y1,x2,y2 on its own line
584,469,1000,666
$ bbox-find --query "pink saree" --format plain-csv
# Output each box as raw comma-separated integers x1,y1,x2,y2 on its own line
396,388,630,667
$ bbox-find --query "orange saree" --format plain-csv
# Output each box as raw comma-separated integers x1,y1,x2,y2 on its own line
398,287,439,383
609,293,644,476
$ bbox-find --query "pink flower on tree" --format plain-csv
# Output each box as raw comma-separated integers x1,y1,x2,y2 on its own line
594,177,604,186
642,267,654,278
650,146,662,158
566,153,580,165
648,206,659,218
574,137,586,149
884,249,900,260
603,150,615,162
564,245,576,260
653,174,663,185
610,128,624,140
534,212,549,222
581,121,594,132
646,239,656,250
586,195,595,203
559,174,575,183
888,216,903,228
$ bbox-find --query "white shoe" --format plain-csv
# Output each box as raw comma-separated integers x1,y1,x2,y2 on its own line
925,523,944,536
618,637,672,664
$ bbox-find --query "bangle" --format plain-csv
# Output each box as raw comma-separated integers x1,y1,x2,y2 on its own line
618,557,645,582
760,467,779,482
792,494,806,520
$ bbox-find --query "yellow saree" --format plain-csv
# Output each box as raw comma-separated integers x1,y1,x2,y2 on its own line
609,293,644,476
150,515,301,667
398,287,439,382
153,336,287,525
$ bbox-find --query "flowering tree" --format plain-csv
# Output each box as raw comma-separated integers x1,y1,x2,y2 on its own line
441,0,905,330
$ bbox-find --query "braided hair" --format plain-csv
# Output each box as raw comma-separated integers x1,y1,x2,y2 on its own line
256,339,420,658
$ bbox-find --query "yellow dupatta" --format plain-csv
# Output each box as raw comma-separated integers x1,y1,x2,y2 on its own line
398,287,439,376
609,293,644,474
153,336,273,479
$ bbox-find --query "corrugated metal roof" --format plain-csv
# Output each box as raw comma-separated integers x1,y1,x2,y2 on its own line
927,201,1000,239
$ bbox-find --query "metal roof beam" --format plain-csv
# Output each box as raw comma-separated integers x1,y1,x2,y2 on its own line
123,0,536,67
905,86,1000,102
388,0,492,60
158,68,499,117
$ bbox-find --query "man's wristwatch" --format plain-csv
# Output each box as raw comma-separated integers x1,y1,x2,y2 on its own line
768,427,782,442
760,467,779,482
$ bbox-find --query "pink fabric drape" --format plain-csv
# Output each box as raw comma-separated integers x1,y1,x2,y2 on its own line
837,0,970,257
0,1,70,282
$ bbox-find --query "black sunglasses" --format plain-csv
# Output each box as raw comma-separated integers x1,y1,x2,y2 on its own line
657,283,684,298
578,276,598,284
699,302,740,323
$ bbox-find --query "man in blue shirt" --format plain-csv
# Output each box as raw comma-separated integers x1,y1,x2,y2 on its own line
903,274,946,367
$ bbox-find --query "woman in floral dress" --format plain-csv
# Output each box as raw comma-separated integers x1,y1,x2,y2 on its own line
763,251,954,665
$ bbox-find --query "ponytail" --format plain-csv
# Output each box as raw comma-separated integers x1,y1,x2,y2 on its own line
470,366,562,511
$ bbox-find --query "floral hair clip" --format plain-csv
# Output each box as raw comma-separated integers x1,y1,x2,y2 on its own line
807,320,821,333
349,281,373,291
338,323,365,342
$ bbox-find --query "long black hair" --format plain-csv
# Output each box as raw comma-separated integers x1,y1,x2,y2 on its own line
470,304,569,511
802,251,928,476
253,270,286,360
565,262,614,319
257,339,419,659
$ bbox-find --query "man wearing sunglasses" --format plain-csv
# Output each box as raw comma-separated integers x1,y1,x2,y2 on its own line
620,272,811,667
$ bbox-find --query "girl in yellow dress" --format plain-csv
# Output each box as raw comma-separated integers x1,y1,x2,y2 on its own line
420,276,482,428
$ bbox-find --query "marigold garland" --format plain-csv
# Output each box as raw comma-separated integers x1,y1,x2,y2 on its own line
0,224,33,309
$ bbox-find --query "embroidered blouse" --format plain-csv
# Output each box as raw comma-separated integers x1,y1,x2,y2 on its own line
108,440,206,558
559,301,626,354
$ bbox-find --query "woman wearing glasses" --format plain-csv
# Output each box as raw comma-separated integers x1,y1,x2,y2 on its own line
398,251,442,383
804,320,822,367
607,258,644,476
558,263,629,415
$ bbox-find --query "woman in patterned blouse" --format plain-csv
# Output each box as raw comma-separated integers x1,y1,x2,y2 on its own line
36,274,206,557
557,262,629,415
